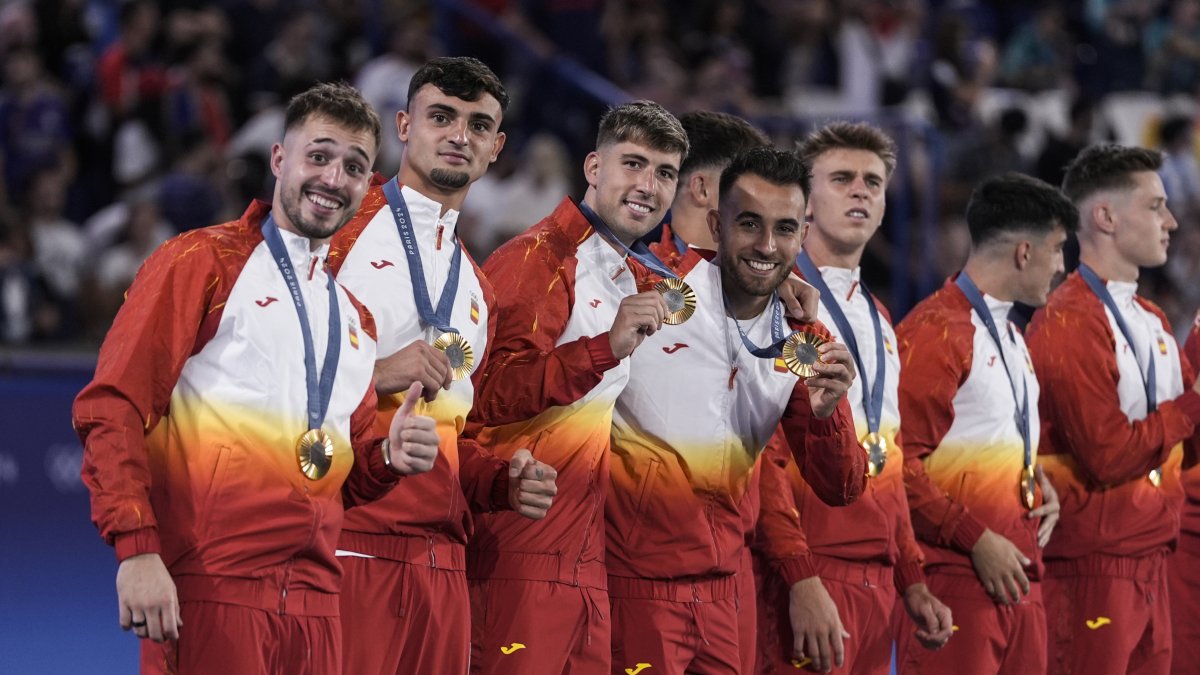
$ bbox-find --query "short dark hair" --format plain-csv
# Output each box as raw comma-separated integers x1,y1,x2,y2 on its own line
596,100,689,160
407,56,509,112
1061,143,1163,203
719,147,811,205
285,81,383,152
677,111,769,177
798,121,898,176
966,172,1079,246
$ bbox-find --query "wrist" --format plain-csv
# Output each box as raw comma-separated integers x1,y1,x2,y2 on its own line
380,438,404,475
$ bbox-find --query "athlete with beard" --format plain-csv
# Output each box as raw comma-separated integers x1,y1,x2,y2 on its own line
606,147,864,674
326,57,558,675
72,82,441,674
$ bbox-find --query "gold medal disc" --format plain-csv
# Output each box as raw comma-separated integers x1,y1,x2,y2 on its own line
297,428,335,480
781,331,827,378
433,332,476,381
1149,466,1163,487
863,432,887,478
654,278,696,325
1021,464,1037,510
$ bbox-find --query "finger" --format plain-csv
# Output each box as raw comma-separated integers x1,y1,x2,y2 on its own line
1027,505,1052,518
1016,567,1031,595
518,493,555,511
814,631,832,672
509,449,533,478
1036,463,1051,487
919,602,939,633
1002,574,1021,604
162,598,180,641
399,426,441,448
397,382,424,418
832,625,847,668
120,602,132,631
521,460,546,481
146,606,165,643
1039,523,1052,548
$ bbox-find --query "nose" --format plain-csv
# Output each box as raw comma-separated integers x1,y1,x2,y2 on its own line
754,226,778,256
318,160,347,188
448,118,468,146
850,176,869,199
1164,206,1179,231
636,167,655,195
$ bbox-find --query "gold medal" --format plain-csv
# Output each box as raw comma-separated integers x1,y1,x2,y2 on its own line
781,331,827,378
433,331,476,381
863,432,887,478
1021,464,1037,510
297,428,334,480
1149,466,1163,487
654,277,697,325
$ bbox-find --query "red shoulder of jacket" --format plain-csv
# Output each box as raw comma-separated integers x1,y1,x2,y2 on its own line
327,183,388,275
1028,272,1111,345
896,279,975,383
483,197,590,280
786,315,836,341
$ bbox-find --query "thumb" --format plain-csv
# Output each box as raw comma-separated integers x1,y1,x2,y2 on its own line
510,448,532,478
397,381,424,419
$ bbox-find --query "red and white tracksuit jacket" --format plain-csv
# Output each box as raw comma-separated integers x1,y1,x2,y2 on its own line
1027,271,1200,562
758,265,924,590
73,201,398,612
606,257,864,583
897,276,1045,577
329,181,508,566
466,196,646,589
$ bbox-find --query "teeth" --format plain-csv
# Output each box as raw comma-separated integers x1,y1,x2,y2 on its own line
625,201,651,214
746,260,776,271
308,193,339,209
848,210,867,217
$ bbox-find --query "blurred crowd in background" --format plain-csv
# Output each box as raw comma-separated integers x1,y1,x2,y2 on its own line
4,0,1200,348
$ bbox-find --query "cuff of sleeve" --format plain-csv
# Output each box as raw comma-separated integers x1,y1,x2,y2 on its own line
894,561,926,591
773,555,819,587
586,332,620,371
114,527,162,562
490,465,513,512
1175,390,1200,426
950,512,988,553
807,408,844,435
369,439,402,485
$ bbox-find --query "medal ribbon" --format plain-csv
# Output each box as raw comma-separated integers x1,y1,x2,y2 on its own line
724,292,789,358
383,178,462,334
797,251,886,438
955,272,1031,473
577,200,679,279
261,214,341,431
1078,264,1157,411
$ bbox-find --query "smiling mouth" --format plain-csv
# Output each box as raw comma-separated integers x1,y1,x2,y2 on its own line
846,208,868,219
306,191,342,210
625,200,653,215
744,259,778,272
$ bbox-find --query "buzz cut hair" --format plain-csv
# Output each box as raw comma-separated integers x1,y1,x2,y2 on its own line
966,172,1079,247
719,147,811,205
677,111,770,177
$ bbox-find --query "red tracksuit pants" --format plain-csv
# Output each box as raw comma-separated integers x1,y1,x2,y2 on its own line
1170,537,1200,675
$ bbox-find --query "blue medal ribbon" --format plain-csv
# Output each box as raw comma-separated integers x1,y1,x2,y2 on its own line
577,200,679,280
383,178,462,334
955,272,1031,472
1078,264,1157,411
797,251,886,438
260,214,341,431
724,292,789,358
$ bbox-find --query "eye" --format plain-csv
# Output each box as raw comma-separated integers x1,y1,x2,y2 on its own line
658,169,676,181
431,113,449,124
310,152,327,163
738,219,759,229
624,159,643,170
867,178,882,189
471,121,489,133
346,163,364,175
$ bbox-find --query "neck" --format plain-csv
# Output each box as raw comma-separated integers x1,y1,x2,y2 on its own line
668,201,717,250
1078,238,1139,283
804,228,862,269
721,270,772,320
962,256,1014,302
397,165,466,216
582,192,637,250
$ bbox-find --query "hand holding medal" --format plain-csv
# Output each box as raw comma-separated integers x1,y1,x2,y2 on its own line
795,337,856,419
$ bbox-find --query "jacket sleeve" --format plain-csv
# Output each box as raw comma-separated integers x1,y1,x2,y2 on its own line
757,429,819,586
1185,323,1200,470
780,381,864,507
890,426,928,591
458,274,512,512
341,378,401,507
1026,301,1200,488
72,233,220,562
896,310,988,553
470,231,620,427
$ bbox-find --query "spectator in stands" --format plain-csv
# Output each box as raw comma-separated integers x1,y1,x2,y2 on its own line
1036,98,1099,189
1145,0,1200,95
0,46,74,209
1000,6,1072,91
1157,114,1200,224
26,167,83,338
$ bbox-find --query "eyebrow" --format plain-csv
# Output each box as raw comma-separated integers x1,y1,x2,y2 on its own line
310,137,370,164
831,169,883,183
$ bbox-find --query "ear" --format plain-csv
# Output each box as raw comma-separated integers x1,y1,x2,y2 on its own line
707,207,722,243
1092,200,1117,236
489,131,507,164
1014,239,1032,270
396,110,410,143
584,152,600,189
269,142,284,179
688,172,708,206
